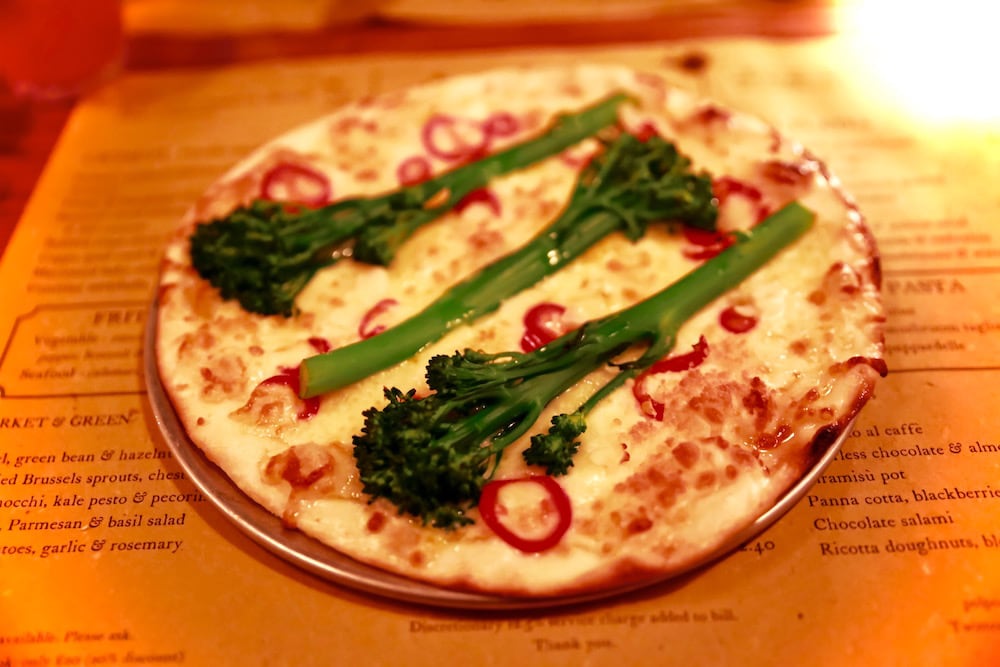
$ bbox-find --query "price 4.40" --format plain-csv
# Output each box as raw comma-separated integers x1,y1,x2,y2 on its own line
738,540,776,555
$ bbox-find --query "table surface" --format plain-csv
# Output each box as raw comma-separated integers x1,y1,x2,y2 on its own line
0,0,833,255
3,6,1000,664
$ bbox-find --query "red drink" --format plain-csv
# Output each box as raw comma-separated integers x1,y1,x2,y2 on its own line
0,0,123,99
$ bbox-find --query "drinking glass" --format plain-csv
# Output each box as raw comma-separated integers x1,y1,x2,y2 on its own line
0,0,124,100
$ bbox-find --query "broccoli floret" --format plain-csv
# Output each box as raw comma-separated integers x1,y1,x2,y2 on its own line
524,412,587,475
353,202,815,528
300,131,719,397
189,93,630,316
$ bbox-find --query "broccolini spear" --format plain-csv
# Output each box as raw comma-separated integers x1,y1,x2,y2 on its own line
299,131,718,397
189,93,629,317
354,202,815,529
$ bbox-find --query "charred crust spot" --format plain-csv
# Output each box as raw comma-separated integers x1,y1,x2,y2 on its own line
626,516,654,534
790,339,811,356
849,221,883,288
622,287,642,302
467,226,504,252
677,51,709,73
810,423,843,460
287,458,325,487
560,82,584,97
178,326,216,358
731,446,758,469
620,442,631,463
264,445,334,490
614,468,685,510
656,475,686,508
475,326,498,345
627,418,659,443
709,435,730,450
756,432,779,450
648,467,669,486
695,471,716,489
693,104,732,126
671,441,700,469
742,377,772,431
366,511,386,533
768,127,782,154
869,254,883,289
823,261,863,296
633,70,666,92
759,159,817,188
198,356,247,398
756,424,792,451
280,509,299,530
333,115,378,133
679,376,741,427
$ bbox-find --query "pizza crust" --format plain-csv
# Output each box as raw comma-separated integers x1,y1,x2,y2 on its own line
155,64,885,597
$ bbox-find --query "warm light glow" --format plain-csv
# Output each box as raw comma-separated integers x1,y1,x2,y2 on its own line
838,0,1000,123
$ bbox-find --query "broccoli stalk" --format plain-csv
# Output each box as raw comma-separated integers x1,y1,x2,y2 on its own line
189,93,629,316
299,132,718,397
353,202,815,528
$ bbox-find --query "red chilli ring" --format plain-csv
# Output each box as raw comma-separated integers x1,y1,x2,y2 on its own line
259,162,332,207
478,476,572,553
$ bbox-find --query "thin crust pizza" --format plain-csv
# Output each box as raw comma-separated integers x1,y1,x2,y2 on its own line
154,64,886,597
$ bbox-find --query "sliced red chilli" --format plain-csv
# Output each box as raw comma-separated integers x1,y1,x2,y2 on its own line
632,121,660,142
719,304,758,334
260,162,332,207
421,114,490,163
359,298,398,339
682,226,736,261
258,366,320,420
632,336,709,420
713,175,771,225
558,141,599,169
478,476,573,553
455,188,502,217
307,336,332,354
481,111,521,139
759,158,817,188
396,155,433,186
520,302,568,352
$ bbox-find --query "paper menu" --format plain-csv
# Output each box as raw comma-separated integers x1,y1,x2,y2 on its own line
0,40,998,666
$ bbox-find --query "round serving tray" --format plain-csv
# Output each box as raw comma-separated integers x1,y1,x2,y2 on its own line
144,300,853,610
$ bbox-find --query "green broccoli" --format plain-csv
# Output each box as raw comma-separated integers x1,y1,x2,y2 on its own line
353,202,815,528
299,131,718,397
189,93,629,316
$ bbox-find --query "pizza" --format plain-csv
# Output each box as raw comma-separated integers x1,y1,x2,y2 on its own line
153,64,886,598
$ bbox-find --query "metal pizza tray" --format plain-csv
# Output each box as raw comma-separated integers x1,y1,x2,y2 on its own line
143,299,853,610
